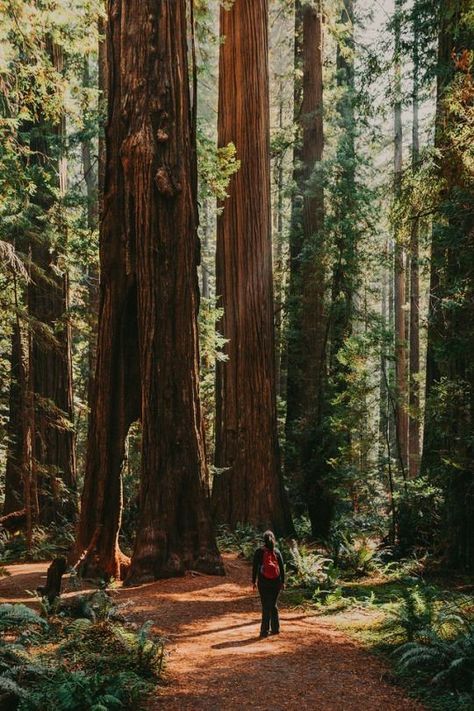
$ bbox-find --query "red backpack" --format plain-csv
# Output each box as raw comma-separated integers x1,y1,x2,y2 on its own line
261,548,280,580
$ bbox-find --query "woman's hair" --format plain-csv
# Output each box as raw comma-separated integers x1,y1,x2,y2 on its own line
263,530,276,551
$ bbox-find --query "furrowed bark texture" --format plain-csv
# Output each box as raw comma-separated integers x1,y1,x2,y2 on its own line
285,2,327,536
213,0,291,534
78,0,223,582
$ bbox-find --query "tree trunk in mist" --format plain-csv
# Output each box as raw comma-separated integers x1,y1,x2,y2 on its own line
393,0,408,476
285,1,328,536
77,0,223,582
213,0,292,534
408,15,420,479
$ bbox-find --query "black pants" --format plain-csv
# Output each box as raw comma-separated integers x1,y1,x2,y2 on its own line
258,578,281,635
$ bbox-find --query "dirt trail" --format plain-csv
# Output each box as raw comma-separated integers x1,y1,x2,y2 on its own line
0,554,424,711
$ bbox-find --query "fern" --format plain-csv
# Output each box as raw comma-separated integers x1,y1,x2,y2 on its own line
0,675,29,698
0,603,48,630
394,600,474,699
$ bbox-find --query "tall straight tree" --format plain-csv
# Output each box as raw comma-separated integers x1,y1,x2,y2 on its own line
77,0,223,581
3,37,76,522
408,1,421,478
422,0,474,570
212,0,291,533
285,0,328,537
393,0,408,475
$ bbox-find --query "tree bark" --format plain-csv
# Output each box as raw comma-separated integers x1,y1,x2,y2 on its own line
212,0,292,534
408,11,421,479
27,39,77,523
285,0,327,536
393,0,408,476
77,0,223,582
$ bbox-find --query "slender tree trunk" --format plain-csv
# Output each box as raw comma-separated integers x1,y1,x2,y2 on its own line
274,87,285,398
393,0,408,476
285,1,328,536
81,57,100,418
421,0,474,570
408,13,421,479
213,0,292,533
77,0,223,582
3,323,27,514
26,39,76,524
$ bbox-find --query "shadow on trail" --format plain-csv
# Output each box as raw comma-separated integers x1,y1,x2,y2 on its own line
211,636,261,649
151,632,423,711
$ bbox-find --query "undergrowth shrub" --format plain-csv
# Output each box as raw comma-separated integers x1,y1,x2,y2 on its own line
393,596,474,706
0,524,75,563
387,583,439,642
216,524,262,560
327,529,380,578
286,541,338,598
0,600,165,710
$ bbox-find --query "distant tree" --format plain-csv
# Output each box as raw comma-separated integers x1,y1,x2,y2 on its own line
285,0,328,537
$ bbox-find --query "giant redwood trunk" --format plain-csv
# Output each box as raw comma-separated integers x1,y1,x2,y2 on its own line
77,0,223,582
285,1,328,537
212,0,291,534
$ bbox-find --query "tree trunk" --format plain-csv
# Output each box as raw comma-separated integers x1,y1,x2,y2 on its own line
285,1,327,536
212,0,292,534
3,323,27,514
77,0,223,582
408,12,421,479
421,0,474,570
393,0,408,476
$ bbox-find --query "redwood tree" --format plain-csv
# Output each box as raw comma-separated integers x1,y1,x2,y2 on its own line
421,0,474,570
285,0,328,536
393,0,408,476
212,0,291,534
3,39,76,523
77,0,223,582
408,2,421,478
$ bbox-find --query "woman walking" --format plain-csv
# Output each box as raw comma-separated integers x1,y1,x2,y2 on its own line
252,530,285,637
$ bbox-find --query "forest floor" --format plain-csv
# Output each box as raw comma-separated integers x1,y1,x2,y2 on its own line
0,553,426,711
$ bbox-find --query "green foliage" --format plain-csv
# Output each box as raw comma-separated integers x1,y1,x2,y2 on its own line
395,600,474,703
216,523,262,560
286,541,338,597
0,523,75,563
387,583,439,642
0,602,47,631
0,602,164,710
327,529,379,579
197,130,240,202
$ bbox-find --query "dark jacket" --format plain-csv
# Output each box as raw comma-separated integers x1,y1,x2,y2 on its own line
252,546,285,586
